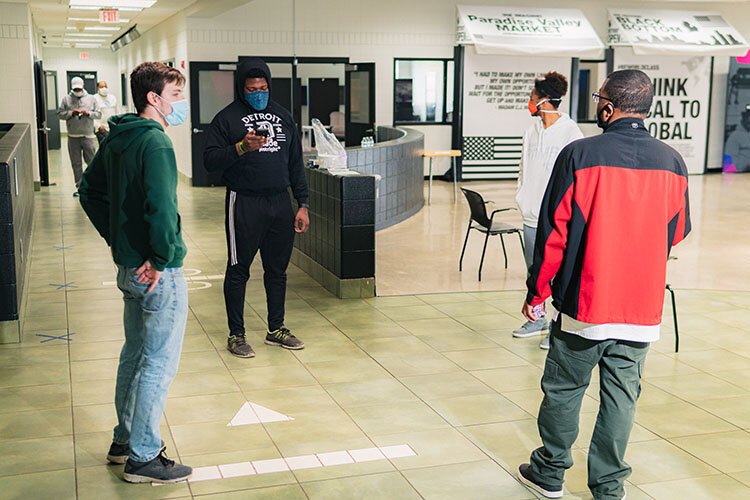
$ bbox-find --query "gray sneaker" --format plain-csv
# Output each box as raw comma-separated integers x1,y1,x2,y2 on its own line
539,334,550,350
122,447,192,484
265,327,304,350
513,319,548,338
227,335,255,358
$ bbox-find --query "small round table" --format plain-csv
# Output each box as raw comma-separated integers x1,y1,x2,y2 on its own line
422,149,461,205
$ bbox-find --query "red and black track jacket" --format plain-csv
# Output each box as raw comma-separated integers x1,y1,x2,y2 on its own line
526,118,691,326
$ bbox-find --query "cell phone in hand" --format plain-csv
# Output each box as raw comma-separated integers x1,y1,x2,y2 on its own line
254,128,269,137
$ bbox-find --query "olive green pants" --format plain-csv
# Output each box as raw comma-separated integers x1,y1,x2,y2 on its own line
529,321,649,499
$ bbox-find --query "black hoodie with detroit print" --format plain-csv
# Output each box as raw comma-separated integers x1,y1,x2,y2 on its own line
203,58,308,205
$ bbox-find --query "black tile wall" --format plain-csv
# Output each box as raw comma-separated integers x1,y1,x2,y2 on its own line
293,167,376,280
0,124,33,322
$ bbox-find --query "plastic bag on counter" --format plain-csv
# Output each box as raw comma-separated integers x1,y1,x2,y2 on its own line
312,118,348,171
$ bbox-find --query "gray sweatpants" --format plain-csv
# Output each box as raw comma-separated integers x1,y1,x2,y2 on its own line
523,224,537,272
68,136,97,188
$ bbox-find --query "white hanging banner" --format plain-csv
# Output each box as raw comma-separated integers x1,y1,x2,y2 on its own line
456,5,604,58
608,9,749,56
461,48,570,180
614,48,712,174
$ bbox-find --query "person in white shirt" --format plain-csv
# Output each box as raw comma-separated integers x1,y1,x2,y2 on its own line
94,80,118,144
513,72,583,349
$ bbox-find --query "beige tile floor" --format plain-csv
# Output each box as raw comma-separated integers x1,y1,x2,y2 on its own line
377,174,750,296
0,144,749,499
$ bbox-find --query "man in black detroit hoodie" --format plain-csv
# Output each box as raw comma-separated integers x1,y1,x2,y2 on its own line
204,58,309,359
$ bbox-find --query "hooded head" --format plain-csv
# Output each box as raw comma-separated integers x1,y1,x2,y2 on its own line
236,58,272,111
71,77,86,98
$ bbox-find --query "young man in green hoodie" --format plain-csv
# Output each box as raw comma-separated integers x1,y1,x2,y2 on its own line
78,62,192,484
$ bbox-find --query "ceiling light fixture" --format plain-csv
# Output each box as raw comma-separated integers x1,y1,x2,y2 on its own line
84,26,122,31
69,6,143,12
69,0,156,9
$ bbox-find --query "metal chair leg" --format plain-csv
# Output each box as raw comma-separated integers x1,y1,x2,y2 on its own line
517,230,525,256
459,222,472,272
478,231,490,281
666,284,679,352
499,234,508,269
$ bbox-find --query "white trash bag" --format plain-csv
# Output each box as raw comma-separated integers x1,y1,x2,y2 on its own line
312,118,348,171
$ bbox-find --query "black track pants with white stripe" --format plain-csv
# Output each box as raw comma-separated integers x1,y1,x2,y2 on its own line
224,189,295,335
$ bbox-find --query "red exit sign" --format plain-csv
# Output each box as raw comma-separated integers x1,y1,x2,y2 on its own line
99,9,120,23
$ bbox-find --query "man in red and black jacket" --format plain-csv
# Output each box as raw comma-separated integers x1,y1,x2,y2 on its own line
516,70,691,500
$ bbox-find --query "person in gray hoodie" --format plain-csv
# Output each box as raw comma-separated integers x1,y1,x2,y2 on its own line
57,76,100,195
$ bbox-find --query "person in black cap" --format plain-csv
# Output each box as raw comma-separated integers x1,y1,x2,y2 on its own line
203,58,310,359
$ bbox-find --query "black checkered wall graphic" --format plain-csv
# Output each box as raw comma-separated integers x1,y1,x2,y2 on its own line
463,136,495,161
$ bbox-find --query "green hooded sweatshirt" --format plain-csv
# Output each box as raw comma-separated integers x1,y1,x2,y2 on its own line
79,113,186,271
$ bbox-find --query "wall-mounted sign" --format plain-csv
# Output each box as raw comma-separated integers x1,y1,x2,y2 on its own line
99,9,120,24
79,52,89,60
461,48,570,180
609,9,748,56
456,5,603,58
614,48,712,174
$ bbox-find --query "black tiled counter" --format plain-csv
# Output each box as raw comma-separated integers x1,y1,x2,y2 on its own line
292,167,376,298
0,123,34,343
346,126,424,231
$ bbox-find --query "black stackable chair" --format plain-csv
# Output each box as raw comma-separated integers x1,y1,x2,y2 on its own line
459,188,524,281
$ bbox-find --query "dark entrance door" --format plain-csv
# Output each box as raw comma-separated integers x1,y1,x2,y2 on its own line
189,61,237,187
33,60,50,186
45,70,61,150
345,63,375,147
308,77,340,125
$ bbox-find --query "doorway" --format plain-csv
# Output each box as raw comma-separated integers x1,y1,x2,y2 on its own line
345,62,376,147
44,70,61,150
33,60,50,186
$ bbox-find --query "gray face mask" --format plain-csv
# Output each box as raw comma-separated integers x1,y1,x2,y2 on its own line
73,90,84,98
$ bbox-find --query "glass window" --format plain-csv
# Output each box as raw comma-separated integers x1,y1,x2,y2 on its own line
577,60,608,122
394,59,453,124
198,70,235,124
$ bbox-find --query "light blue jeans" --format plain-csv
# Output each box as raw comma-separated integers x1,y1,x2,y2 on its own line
113,265,188,462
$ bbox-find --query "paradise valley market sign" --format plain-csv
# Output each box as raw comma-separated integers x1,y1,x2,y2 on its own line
457,5,604,57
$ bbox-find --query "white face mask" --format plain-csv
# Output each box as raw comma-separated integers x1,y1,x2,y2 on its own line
73,89,84,97
98,88,109,97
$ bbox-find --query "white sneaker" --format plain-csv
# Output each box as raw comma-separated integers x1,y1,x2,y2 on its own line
513,319,548,338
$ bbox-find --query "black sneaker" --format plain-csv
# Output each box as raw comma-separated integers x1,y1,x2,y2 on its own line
107,442,130,464
265,326,305,350
107,440,165,465
517,463,563,498
227,335,255,358
122,447,192,484
72,191,79,197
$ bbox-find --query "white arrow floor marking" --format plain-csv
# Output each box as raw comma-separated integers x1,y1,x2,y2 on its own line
227,402,294,426
155,445,417,485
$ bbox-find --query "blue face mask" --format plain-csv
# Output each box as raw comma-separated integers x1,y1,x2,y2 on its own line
245,91,269,110
155,94,189,127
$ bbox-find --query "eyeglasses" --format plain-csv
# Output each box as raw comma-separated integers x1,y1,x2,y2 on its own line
592,92,615,105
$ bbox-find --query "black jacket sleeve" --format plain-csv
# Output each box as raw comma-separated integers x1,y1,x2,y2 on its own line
287,125,309,205
203,116,239,172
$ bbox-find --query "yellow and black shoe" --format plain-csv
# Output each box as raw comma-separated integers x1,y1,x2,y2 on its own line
265,327,305,350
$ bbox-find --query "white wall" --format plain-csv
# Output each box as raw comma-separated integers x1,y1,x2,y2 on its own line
180,0,750,175
0,2,39,182
116,11,191,177
42,47,121,135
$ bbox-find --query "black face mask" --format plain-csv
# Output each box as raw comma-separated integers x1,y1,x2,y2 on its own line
596,104,613,131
